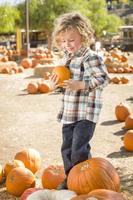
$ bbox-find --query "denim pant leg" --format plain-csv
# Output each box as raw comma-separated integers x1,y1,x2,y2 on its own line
61,123,75,175
71,120,96,167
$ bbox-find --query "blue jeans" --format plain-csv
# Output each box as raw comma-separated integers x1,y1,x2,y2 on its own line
61,120,96,175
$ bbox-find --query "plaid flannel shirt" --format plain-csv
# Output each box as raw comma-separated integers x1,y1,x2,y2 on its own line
57,47,110,124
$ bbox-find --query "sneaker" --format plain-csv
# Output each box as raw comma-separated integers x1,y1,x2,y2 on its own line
56,178,68,190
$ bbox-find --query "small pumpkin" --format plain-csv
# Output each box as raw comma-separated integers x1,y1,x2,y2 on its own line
20,58,32,69
71,189,125,200
125,114,133,129
14,148,41,174
4,159,25,177
120,76,129,84
41,165,66,189
27,82,39,94
38,81,50,93
123,130,133,151
6,167,35,197
115,102,131,122
52,65,70,84
67,157,120,195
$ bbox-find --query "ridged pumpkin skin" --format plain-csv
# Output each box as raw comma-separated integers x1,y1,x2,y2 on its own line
124,130,133,151
6,167,35,197
52,65,70,84
41,165,66,189
14,148,41,174
71,189,125,200
115,102,131,122
125,114,133,129
4,159,25,177
67,157,120,195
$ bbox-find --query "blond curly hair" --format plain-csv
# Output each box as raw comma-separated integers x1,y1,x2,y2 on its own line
52,12,94,50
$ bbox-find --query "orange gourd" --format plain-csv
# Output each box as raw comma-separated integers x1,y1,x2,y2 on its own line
20,58,32,69
67,157,120,195
125,114,133,129
115,102,131,122
4,159,25,177
27,82,39,94
6,167,35,197
38,81,50,93
41,165,66,189
123,130,133,151
120,76,129,84
52,65,70,84
14,148,41,174
71,189,125,200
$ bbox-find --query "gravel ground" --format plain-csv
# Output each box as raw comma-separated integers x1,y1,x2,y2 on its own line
0,54,133,199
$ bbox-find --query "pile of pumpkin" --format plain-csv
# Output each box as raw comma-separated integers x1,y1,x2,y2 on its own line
26,65,70,94
0,147,125,200
115,102,133,152
104,49,133,74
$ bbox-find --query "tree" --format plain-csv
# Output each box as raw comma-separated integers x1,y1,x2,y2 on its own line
16,0,123,47
0,5,20,33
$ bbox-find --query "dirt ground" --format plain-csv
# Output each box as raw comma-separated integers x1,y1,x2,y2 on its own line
0,54,133,199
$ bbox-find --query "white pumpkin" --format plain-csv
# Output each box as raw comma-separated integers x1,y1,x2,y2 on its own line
27,189,77,200
51,189,77,200
27,189,52,200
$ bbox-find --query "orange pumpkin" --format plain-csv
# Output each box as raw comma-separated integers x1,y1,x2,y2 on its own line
18,66,24,73
20,58,32,69
120,76,129,84
71,189,125,200
4,159,25,177
125,114,133,129
14,148,41,174
0,164,3,183
38,81,50,93
1,67,10,74
27,82,39,94
6,167,35,197
67,157,120,195
123,130,133,151
52,65,70,84
115,102,131,122
41,165,66,189
111,77,121,84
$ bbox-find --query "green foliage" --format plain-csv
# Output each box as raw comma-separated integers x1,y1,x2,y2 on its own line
0,5,20,33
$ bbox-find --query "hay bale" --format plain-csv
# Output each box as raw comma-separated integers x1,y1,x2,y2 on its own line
34,64,55,77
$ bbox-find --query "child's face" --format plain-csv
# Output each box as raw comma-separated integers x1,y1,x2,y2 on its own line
60,28,82,54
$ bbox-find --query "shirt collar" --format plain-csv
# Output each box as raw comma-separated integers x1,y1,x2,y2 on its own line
64,46,89,58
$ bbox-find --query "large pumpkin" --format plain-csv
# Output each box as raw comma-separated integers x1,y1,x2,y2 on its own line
123,130,133,151
115,102,131,122
67,157,120,195
4,159,25,177
52,65,70,84
6,167,35,197
125,114,133,129
14,148,41,174
0,164,3,183
41,165,66,189
71,189,125,200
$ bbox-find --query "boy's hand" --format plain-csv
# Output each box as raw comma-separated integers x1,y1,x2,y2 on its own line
49,74,60,91
63,79,85,91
